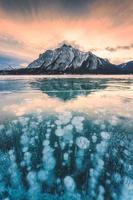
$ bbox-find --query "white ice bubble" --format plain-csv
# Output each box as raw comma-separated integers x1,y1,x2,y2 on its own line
46,133,50,139
92,135,97,143
64,176,76,192
72,116,84,123
97,159,104,169
64,153,69,161
47,128,51,133
42,146,56,171
22,147,28,153
58,112,72,125
54,142,58,148
27,171,36,185
63,125,73,142
71,116,84,132
76,136,90,149
42,146,54,155
43,140,50,146
55,127,64,137
44,156,56,171
55,120,62,126
63,124,73,133
30,137,35,145
21,135,29,145
101,132,110,140
20,161,26,167
101,124,106,130
113,173,122,183
60,141,66,150
37,170,48,182
76,150,85,170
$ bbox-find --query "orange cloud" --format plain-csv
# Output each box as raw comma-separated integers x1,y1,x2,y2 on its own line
0,5,132,65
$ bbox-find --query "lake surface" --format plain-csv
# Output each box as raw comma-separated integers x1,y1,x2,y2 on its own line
0,75,133,200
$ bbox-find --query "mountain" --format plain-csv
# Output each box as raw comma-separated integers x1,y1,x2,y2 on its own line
117,61,133,73
0,44,133,74
0,53,28,70
27,44,114,73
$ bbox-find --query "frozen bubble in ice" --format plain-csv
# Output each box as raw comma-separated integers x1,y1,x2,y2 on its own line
54,142,58,148
21,135,29,145
24,151,31,159
64,153,69,161
101,124,106,130
55,120,62,126
94,120,100,125
60,141,66,150
58,124,74,142
64,124,73,133
124,149,129,156
92,135,97,143
27,171,36,185
99,185,105,194
43,140,50,146
96,141,107,153
71,116,84,125
20,161,26,167
30,137,35,145
71,117,84,132
76,150,85,169
55,127,64,137
58,112,72,125
76,136,90,149
51,124,55,128
9,149,14,155
35,135,38,140
64,176,76,192
97,159,104,169
42,146,54,155
101,132,110,140
37,170,48,182
56,178,61,184
113,173,122,183
72,116,84,123
22,147,28,153
47,128,51,133
44,156,56,171
46,133,50,139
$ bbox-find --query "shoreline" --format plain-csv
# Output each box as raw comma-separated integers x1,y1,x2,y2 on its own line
0,74,133,80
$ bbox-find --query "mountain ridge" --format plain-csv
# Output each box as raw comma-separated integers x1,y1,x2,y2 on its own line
27,44,113,73
0,44,133,74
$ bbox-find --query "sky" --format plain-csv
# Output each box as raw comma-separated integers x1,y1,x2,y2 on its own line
0,0,133,68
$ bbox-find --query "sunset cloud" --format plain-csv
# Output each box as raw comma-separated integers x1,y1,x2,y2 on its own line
106,44,133,52
0,0,132,65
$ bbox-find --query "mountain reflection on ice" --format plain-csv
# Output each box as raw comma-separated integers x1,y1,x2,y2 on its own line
0,75,133,200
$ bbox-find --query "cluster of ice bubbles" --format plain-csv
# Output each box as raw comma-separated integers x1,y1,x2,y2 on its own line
0,111,132,200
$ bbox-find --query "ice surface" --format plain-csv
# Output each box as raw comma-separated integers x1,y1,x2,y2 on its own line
0,75,133,200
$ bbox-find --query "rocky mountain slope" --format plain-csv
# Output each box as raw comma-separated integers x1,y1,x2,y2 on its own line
27,44,114,73
0,44,133,74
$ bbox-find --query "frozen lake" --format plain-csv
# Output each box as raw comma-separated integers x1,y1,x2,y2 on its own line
0,75,133,200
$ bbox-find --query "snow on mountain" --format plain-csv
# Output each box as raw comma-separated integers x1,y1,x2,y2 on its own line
27,44,112,73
